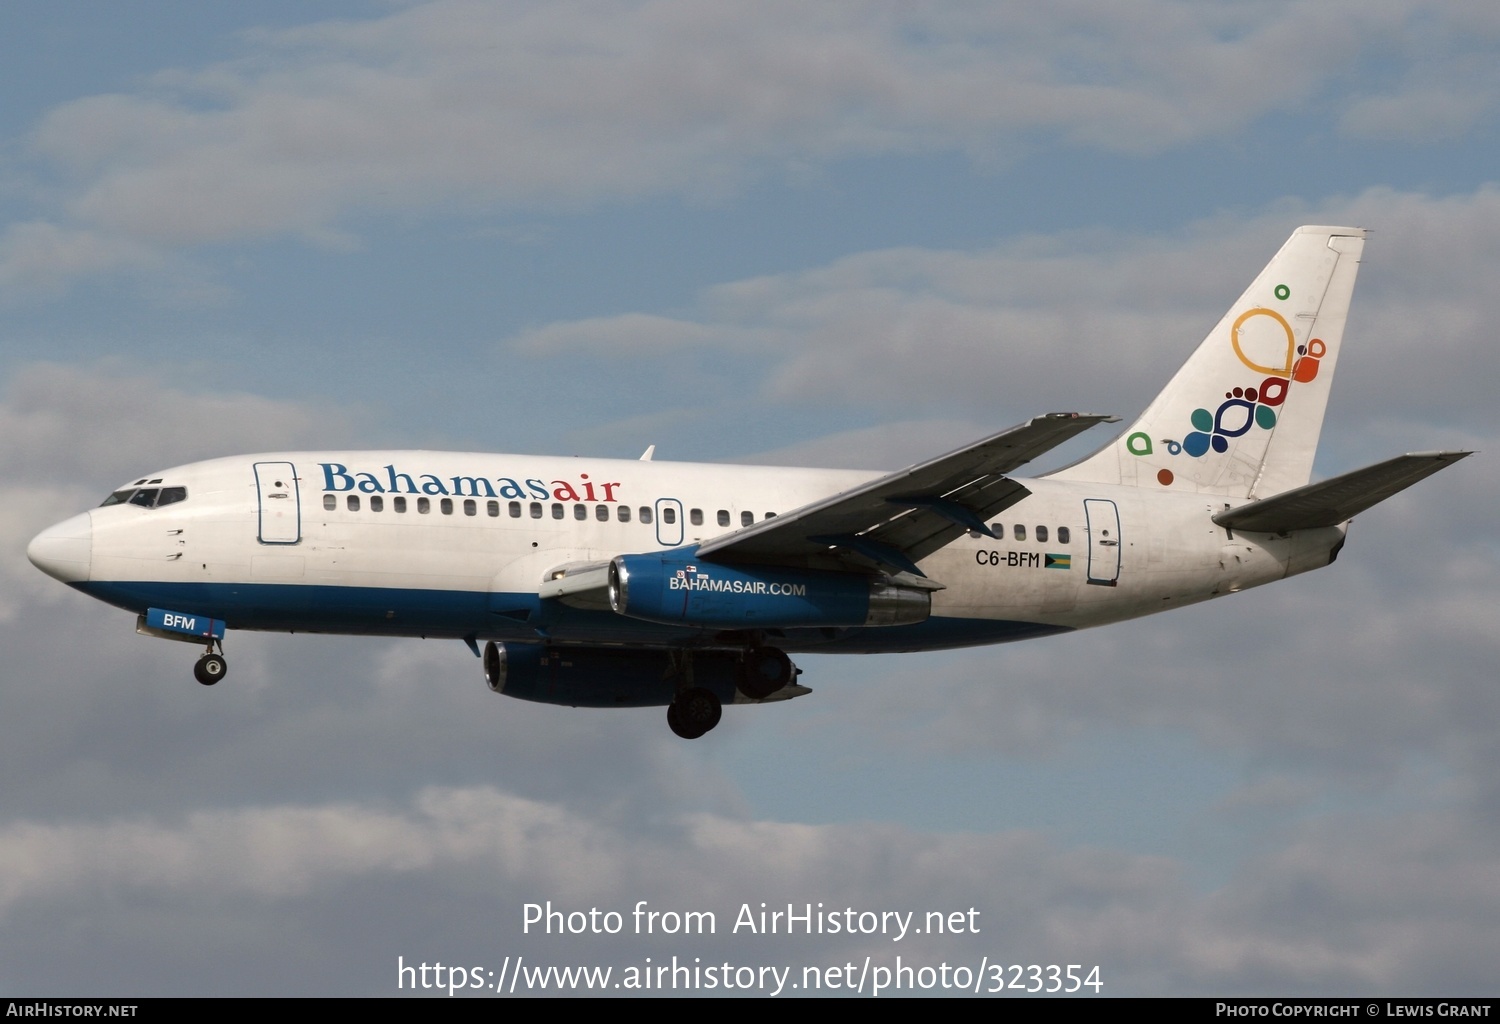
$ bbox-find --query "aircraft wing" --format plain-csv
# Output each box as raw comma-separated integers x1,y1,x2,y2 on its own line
1213,451,1473,534
696,412,1116,576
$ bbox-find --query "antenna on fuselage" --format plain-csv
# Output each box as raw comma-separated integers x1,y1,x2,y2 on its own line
639,445,655,461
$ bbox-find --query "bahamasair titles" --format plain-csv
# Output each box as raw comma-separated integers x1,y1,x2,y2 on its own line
27,227,1471,738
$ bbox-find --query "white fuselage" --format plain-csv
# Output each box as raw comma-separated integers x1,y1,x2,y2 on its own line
49,450,1345,655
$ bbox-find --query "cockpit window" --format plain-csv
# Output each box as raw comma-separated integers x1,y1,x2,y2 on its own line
100,486,187,509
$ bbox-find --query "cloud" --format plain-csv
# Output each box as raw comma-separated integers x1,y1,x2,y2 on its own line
500,187,1500,445
0,221,162,301
0,787,621,911
513,312,725,355
0,362,356,619
2,783,1496,993
733,418,998,470
1340,88,1495,142
10,1,1498,295
0,361,352,488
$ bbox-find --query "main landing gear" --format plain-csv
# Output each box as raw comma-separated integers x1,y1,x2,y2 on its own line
664,643,797,739
193,643,227,686
667,687,722,740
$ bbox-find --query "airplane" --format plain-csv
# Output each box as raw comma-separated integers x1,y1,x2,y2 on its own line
26,225,1471,739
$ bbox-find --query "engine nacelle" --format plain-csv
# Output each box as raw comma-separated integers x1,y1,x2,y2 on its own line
608,553,930,629
483,641,740,708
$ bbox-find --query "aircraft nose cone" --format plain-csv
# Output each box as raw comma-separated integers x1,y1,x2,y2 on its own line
27,512,93,584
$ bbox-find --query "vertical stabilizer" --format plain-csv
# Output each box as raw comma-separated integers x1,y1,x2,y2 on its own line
1050,226,1365,499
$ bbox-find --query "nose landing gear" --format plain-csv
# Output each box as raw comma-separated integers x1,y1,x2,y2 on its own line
193,643,227,686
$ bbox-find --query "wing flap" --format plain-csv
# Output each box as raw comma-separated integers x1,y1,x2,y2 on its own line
1213,451,1472,533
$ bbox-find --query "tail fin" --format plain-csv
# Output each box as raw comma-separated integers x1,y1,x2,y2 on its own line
1051,226,1366,499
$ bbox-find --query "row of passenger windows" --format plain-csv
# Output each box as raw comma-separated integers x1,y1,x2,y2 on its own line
318,493,1066,541
322,493,775,526
989,523,1070,544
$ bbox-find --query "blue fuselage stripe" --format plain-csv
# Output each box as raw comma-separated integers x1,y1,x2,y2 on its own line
75,579,1070,652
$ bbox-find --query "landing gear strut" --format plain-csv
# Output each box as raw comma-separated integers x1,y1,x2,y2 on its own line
664,650,723,739
193,643,227,686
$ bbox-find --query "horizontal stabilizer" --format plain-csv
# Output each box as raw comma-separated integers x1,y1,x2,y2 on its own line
1213,451,1472,533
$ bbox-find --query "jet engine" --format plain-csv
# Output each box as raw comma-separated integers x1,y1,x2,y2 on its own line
482,641,740,708
607,554,930,629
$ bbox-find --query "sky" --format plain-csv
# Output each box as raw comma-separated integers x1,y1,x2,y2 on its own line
2,0,1498,997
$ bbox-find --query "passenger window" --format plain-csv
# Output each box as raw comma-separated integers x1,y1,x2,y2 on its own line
991,522,1002,534
157,487,187,507
595,505,609,521
487,500,500,517
1036,525,1048,542
130,489,160,508
347,495,360,512
441,498,454,515
371,496,384,513
464,499,476,516
741,510,753,527
530,502,542,519
551,503,564,520
323,494,336,511
618,505,632,523
418,497,431,514
394,496,407,513
765,512,776,518
574,503,587,521
690,508,703,526
1058,526,1070,544
640,506,654,525
717,510,730,527
1013,524,1026,541
509,501,521,518
662,507,676,525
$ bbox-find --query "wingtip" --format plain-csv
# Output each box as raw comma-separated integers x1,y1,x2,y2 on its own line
1404,450,1475,460
1041,411,1119,423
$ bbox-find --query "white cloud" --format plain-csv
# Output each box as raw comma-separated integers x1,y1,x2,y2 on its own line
0,361,352,487
0,221,162,301
9,1,1498,295
513,312,727,355
1,784,1496,992
0,362,355,620
501,187,1500,442
0,788,620,912
1341,88,1494,142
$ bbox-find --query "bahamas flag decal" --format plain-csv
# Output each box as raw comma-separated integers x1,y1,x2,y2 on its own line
1045,553,1072,570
